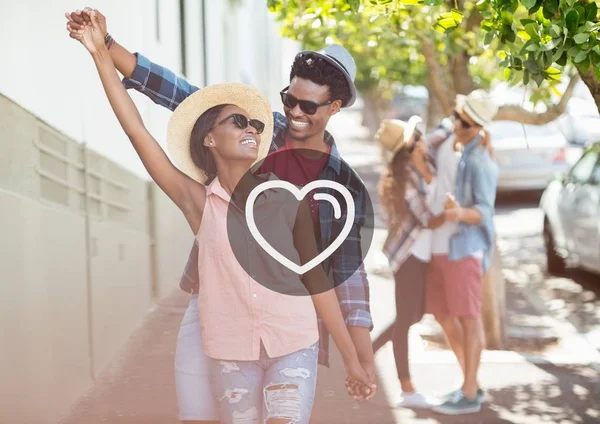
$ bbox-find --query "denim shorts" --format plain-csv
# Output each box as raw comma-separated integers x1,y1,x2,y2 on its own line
209,342,319,424
175,295,219,421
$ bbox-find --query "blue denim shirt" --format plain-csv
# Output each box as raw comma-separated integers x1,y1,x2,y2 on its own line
449,137,499,272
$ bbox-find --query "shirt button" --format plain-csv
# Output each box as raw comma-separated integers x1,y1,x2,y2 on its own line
253,293,258,298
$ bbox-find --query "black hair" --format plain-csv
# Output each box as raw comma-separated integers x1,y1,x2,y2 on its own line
189,104,231,183
290,53,352,107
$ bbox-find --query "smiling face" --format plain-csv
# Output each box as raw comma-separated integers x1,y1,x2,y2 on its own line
283,77,341,144
206,105,262,163
453,107,482,143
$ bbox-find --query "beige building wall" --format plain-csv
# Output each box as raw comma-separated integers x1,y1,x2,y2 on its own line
0,94,157,424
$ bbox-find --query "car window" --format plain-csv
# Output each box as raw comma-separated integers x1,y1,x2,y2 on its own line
569,151,599,184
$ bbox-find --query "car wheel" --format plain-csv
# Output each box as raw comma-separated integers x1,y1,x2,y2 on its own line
543,218,566,275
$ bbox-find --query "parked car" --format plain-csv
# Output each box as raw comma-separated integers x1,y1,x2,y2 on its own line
487,120,572,192
540,142,600,276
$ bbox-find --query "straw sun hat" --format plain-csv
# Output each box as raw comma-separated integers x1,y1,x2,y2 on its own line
375,115,424,155
166,83,274,184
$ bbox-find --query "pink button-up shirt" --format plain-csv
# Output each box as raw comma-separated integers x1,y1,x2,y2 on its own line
196,176,319,361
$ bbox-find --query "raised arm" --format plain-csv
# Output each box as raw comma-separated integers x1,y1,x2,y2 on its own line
66,8,199,111
71,11,205,233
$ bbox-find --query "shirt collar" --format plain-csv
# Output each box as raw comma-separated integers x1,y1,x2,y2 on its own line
206,173,280,203
464,134,483,155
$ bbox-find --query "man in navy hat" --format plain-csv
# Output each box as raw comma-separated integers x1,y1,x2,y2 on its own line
66,7,377,420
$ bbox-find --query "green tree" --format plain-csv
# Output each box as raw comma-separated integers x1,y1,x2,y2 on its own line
478,0,600,112
269,0,507,131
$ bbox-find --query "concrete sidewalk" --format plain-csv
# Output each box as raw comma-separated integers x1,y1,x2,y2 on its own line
58,269,600,424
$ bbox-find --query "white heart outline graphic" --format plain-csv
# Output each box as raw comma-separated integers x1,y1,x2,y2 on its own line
245,180,355,275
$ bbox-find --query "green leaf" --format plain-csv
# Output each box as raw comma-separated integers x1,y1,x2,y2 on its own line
434,18,460,33
594,67,600,82
585,3,598,21
556,52,568,66
566,10,580,34
578,56,591,72
549,24,561,38
522,0,537,10
533,72,545,86
520,19,537,26
484,30,494,45
545,0,559,15
568,45,581,57
524,23,540,39
545,66,562,80
524,59,541,72
574,33,590,44
543,6,555,20
347,0,360,11
574,50,588,63
524,70,530,85
451,8,464,23
530,0,544,14
552,45,565,62
542,38,561,51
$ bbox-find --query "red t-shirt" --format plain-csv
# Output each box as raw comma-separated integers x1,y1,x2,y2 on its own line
259,138,331,226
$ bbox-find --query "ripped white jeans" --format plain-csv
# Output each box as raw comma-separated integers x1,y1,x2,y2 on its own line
209,342,319,424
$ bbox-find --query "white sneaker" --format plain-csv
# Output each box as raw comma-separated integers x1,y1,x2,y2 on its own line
397,392,434,409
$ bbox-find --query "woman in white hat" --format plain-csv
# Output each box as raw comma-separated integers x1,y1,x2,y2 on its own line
376,117,445,409
74,16,370,424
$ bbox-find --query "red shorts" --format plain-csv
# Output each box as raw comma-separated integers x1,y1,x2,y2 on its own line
425,255,483,317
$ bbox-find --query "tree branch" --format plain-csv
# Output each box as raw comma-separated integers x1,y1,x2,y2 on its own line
494,74,580,124
420,37,454,116
576,66,600,115
465,8,484,32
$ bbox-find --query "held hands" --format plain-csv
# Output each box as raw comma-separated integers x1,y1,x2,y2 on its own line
65,8,108,52
444,193,462,223
344,360,378,401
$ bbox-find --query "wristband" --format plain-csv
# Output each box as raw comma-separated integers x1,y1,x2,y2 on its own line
104,33,115,51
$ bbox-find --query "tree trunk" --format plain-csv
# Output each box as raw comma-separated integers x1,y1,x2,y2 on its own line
482,239,506,349
577,66,600,114
426,86,447,130
450,52,475,96
361,90,392,139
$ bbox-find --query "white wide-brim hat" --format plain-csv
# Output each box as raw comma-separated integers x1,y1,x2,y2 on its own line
456,89,499,127
166,83,273,184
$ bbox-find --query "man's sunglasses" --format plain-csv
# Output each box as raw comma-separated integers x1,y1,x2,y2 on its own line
453,111,477,129
216,113,265,134
280,86,334,115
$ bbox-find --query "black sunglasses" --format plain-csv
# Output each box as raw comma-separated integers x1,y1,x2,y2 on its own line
216,113,265,134
453,111,477,129
280,86,334,115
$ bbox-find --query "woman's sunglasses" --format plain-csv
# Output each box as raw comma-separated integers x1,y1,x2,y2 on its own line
280,86,333,115
406,132,422,153
453,111,476,129
216,113,265,134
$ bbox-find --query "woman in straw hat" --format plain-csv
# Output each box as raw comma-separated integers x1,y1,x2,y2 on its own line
73,16,370,424
376,117,446,409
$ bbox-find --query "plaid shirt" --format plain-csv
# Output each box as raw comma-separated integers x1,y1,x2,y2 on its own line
122,53,373,367
382,167,433,274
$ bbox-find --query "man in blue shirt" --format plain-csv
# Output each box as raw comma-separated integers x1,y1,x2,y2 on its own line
426,90,499,415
